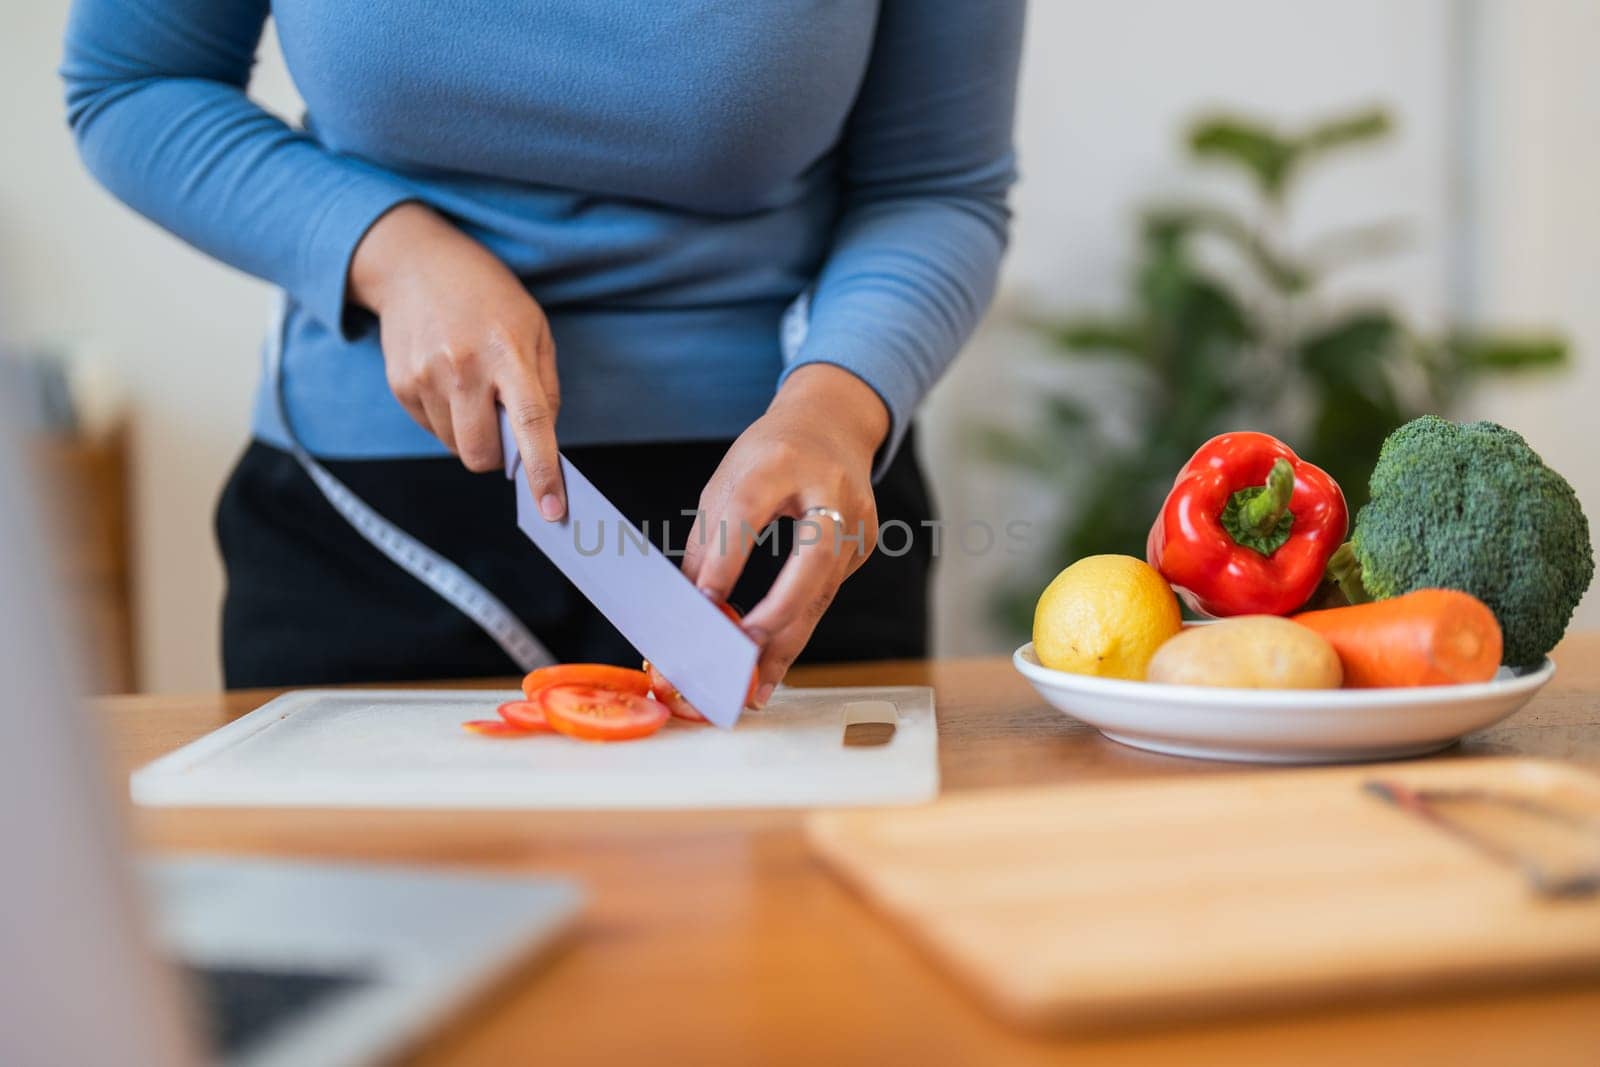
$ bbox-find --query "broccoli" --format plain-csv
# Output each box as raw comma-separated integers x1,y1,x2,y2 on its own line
1327,415,1593,667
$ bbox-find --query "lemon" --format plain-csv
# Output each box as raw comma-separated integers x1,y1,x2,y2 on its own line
1032,554,1182,680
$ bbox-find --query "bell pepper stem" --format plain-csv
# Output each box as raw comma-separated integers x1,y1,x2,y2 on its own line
1219,458,1297,555
1239,459,1295,537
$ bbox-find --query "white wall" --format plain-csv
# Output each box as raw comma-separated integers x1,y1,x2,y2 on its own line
1463,0,1600,633
2,1,1593,689
2,7,301,692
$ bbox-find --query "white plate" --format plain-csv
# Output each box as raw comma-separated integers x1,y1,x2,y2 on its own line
1013,642,1556,764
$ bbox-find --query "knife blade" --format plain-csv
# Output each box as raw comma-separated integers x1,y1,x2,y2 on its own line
501,413,759,728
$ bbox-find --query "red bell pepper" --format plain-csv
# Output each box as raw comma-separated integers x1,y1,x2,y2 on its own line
1147,432,1348,617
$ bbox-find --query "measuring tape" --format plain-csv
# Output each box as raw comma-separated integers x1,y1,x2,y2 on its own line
264,294,555,672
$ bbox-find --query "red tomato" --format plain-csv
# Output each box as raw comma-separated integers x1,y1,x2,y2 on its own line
461,719,535,737
539,684,670,742
644,660,708,723
521,663,651,701
496,700,553,732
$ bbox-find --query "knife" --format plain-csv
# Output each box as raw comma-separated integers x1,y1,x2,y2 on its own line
501,413,759,728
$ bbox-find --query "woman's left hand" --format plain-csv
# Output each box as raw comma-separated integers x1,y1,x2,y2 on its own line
682,365,890,707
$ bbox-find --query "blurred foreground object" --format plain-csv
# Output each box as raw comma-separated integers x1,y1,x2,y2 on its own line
0,383,199,1067
983,105,1567,634
808,757,1600,1028
4,345,136,691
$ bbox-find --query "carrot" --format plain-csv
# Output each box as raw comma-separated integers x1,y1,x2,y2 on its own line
1292,588,1503,688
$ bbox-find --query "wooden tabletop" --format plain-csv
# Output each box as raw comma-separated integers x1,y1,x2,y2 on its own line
101,635,1600,1066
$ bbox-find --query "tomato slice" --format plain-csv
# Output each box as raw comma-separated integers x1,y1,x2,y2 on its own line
644,660,708,723
521,664,651,701
540,684,670,742
462,719,536,737
496,699,554,732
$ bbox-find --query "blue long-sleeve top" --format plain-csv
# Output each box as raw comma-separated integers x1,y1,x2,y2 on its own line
61,1,1023,474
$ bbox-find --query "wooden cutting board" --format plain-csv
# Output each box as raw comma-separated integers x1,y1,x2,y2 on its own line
807,758,1600,1029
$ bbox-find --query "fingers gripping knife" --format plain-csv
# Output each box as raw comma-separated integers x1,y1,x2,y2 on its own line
265,293,758,725
498,414,759,728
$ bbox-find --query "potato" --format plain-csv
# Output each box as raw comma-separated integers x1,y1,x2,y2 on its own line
1147,616,1342,689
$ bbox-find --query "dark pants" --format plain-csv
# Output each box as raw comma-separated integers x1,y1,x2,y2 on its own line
216,435,935,688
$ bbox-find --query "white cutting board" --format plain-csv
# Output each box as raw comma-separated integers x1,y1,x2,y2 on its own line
131,686,937,810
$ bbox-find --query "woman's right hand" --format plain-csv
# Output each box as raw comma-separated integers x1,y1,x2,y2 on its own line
348,202,566,519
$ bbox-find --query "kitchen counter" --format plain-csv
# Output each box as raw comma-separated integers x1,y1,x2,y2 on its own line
99,634,1600,1065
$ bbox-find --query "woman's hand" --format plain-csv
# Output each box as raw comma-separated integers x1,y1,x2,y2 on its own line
349,203,566,518
682,364,890,707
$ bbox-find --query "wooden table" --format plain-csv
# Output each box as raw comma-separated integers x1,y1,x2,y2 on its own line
102,635,1600,1066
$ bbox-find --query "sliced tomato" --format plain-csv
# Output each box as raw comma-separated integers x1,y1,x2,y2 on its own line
461,719,536,737
644,660,708,723
521,663,651,701
540,684,670,742
496,699,554,732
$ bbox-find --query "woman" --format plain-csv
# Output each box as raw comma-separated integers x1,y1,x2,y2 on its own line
62,1,1024,701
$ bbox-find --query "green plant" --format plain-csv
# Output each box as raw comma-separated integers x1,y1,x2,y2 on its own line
982,105,1568,636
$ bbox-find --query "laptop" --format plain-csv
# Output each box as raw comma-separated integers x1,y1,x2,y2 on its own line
0,421,582,1067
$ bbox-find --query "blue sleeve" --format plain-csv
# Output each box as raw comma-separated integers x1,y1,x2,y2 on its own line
779,0,1025,478
60,0,416,337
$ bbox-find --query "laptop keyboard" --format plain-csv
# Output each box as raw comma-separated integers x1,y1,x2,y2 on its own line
183,962,372,1055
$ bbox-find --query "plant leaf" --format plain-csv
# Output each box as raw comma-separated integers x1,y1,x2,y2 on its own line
1447,333,1568,371
1157,203,1310,293
1302,384,1403,513
1044,317,1146,358
1187,115,1297,199
1044,395,1095,429
1184,279,1255,348
1298,107,1392,156
1298,310,1401,389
